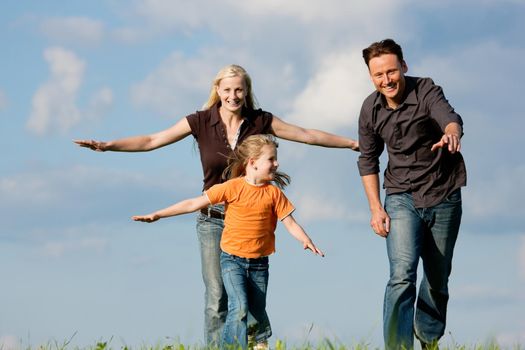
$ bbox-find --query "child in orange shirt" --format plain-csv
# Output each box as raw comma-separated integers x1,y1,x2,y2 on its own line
132,134,324,349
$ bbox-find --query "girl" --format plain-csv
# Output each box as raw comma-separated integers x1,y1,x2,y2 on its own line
132,134,324,349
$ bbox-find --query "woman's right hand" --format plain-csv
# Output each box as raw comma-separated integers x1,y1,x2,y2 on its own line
73,139,108,152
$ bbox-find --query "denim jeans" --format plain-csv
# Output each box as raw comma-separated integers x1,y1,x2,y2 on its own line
383,189,462,350
196,204,228,346
220,251,272,349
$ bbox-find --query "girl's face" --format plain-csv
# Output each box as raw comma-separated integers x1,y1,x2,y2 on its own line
252,145,279,181
216,75,246,113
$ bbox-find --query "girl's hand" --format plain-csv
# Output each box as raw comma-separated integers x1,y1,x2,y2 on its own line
303,241,325,257
132,214,159,223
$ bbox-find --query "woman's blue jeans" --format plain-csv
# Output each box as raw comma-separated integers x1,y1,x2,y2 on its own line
220,252,272,349
196,204,228,346
383,189,462,349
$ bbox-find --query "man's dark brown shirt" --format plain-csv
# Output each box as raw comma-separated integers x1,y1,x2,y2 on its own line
357,76,467,208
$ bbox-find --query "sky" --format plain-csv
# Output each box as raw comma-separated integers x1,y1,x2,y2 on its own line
1,0,524,349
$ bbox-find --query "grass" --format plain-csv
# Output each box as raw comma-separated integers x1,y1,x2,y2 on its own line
2,336,522,350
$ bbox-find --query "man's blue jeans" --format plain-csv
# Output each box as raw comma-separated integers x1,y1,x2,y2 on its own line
220,251,272,349
196,204,228,346
383,189,462,349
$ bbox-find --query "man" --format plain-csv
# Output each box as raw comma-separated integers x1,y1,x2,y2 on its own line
357,39,466,349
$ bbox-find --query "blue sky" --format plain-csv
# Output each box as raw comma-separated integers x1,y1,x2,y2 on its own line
1,0,524,348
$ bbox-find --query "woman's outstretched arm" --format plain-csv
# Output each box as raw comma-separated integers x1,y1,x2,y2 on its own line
271,116,359,151
74,118,192,152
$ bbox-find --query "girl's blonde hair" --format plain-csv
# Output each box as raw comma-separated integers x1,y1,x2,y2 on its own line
202,64,258,110
223,134,290,189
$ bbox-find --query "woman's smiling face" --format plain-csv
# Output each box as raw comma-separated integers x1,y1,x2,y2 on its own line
216,75,247,113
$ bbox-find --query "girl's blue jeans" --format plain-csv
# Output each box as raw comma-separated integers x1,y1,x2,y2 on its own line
383,189,462,349
220,251,272,349
196,204,269,346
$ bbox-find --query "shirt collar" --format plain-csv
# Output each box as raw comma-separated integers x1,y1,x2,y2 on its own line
209,103,222,126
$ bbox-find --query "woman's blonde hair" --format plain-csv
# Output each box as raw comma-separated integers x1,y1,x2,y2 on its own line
223,134,290,189
203,64,258,110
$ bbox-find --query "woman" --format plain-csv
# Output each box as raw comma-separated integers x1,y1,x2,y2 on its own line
75,64,358,346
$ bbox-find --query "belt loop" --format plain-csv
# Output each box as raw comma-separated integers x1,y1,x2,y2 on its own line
207,206,211,217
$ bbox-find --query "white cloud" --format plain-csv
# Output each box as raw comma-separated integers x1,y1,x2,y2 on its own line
86,87,113,119
111,0,223,42
287,49,370,131
26,48,113,135
132,0,211,28
128,0,404,31
0,165,145,205
292,192,368,223
0,89,8,110
130,51,224,115
129,46,371,132
114,0,407,65
121,0,412,127
0,175,58,204
26,47,85,135
118,0,411,122
465,165,525,220
0,164,201,213
40,16,104,46
424,0,524,5
235,0,403,23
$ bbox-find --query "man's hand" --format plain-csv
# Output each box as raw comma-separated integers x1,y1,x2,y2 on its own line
431,133,461,153
431,122,462,153
370,207,390,237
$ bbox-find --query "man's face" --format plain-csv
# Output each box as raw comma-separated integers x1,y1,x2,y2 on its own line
368,53,408,108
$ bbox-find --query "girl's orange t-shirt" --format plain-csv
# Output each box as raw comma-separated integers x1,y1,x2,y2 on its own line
205,177,295,258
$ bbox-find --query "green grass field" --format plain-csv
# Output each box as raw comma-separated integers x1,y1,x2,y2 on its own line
5,336,522,350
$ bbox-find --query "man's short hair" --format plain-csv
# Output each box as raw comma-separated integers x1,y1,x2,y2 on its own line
362,39,404,67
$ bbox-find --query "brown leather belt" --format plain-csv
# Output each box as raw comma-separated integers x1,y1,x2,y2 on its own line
200,207,225,219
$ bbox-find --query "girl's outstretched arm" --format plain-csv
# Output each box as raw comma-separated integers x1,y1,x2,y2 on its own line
281,214,324,257
132,194,210,223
